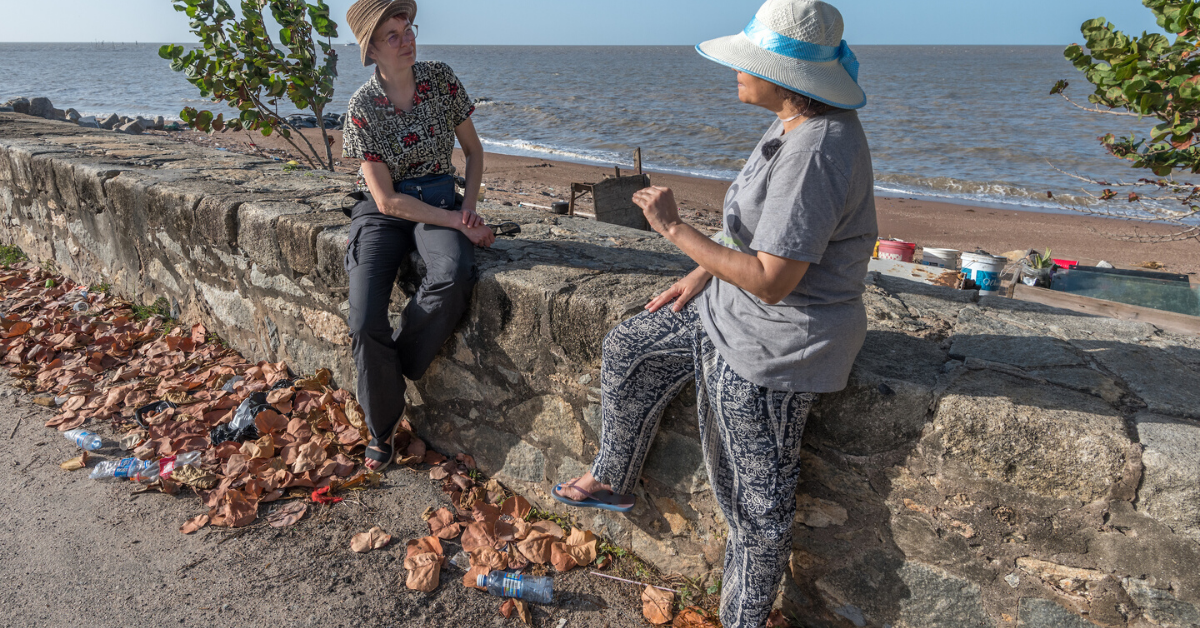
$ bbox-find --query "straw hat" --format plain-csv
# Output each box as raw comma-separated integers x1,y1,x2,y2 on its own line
696,0,865,109
347,0,418,67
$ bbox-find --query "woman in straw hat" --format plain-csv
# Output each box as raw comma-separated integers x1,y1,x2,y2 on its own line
342,0,495,472
553,1,877,625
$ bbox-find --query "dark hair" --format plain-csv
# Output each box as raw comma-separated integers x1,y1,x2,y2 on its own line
774,85,841,117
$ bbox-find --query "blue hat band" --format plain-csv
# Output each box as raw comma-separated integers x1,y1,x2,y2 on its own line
742,17,860,84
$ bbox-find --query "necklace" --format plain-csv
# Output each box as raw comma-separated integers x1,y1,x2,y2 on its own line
780,112,804,123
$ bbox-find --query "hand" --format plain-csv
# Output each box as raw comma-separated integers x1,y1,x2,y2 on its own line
632,186,683,236
460,208,485,229
646,267,713,313
461,223,496,248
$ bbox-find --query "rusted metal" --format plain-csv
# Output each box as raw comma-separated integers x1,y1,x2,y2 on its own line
567,148,651,231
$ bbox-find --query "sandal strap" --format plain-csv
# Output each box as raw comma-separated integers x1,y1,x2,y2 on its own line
556,480,597,501
365,438,394,463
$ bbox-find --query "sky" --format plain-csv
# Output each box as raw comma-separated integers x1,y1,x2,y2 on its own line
0,0,1167,46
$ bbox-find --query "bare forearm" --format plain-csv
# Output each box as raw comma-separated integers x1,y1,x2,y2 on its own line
461,149,483,209
664,223,805,304
377,193,460,227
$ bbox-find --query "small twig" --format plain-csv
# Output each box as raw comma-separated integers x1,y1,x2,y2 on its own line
588,571,680,593
1057,92,1143,117
9,415,21,439
217,527,254,546
179,556,208,573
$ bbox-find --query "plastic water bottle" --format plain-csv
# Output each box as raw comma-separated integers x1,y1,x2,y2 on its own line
477,571,554,604
63,429,103,451
90,451,202,482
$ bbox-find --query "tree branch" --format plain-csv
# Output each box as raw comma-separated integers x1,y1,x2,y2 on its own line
1057,92,1144,117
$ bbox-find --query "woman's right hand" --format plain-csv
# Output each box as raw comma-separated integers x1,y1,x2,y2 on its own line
647,267,713,313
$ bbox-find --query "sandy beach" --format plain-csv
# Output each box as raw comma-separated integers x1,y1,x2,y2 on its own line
168,126,1200,279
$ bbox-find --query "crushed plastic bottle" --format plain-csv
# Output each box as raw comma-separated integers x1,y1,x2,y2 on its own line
72,302,88,313
63,429,103,451
477,571,554,604
90,451,202,482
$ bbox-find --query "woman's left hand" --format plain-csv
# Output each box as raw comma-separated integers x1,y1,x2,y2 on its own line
633,186,682,235
461,208,485,229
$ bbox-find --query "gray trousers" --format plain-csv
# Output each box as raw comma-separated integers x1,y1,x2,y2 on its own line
344,200,477,443
591,301,816,628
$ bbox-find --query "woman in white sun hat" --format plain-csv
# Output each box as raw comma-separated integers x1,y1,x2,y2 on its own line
552,1,877,625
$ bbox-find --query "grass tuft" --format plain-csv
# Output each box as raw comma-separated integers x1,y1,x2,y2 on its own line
0,245,27,266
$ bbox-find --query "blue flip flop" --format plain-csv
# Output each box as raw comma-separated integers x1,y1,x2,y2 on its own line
552,481,636,513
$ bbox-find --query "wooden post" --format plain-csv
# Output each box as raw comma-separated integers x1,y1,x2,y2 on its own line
634,148,643,175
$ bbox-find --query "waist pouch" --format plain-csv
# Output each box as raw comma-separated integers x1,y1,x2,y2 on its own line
343,173,461,218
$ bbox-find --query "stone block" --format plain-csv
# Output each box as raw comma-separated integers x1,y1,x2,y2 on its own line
934,370,1130,502
1076,342,1200,420
894,562,992,628
118,120,144,135
315,224,351,287
950,307,1085,368
1136,413,1200,543
194,195,243,248
1123,578,1200,628
455,421,545,485
643,430,707,494
276,210,348,276
1018,598,1099,628
4,98,30,114
76,116,100,129
514,395,586,458
237,201,311,273
807,364,934,456
28,97,54,120
99,113,121,130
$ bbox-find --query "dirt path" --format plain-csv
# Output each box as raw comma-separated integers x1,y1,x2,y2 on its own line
0,375,650,628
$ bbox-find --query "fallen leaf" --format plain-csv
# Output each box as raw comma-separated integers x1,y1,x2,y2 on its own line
468,546,509,571
495,518,532,542
502,494,531,520
564,528,598,565
643,586,675,625
457,452,477,469
596,554,612,570
60,451,88,470
267,501,308,528
351,526,392,553
551,542,578,572
254,409,288,435
119,430,146,451
461,521,497,553
405,438,426,461
515,599,531,625
191,323,206,344
531,520,565,540
500,599,516,619
211,490,258,528
292,438,327,473
403,536,444,592
429,466,450,480
674,607,720,628
428,507,463,540
180,514,210,534
171,464,218,490
423,450,447,465
472,500,502,525
515,531,554,564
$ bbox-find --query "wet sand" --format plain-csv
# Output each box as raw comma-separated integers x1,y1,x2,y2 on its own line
166,127,1200,279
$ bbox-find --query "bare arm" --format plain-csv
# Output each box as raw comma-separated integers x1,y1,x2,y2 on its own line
456,118,484,215
361,161,494,247
634,186,809,305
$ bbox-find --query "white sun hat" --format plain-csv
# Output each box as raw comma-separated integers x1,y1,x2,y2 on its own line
697,0,866,109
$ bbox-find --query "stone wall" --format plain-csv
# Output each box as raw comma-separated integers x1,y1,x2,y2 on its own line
4,112,1200,627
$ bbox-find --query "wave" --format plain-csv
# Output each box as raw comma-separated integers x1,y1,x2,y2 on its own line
478,137,741,180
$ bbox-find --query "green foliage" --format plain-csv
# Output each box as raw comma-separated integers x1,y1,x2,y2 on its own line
1058,1,1200,176
160,0,340,170
132,296,173,322
1028,248,1056,269
0,245,27,266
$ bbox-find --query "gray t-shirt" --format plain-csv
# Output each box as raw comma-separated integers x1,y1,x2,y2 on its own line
698,111,877,393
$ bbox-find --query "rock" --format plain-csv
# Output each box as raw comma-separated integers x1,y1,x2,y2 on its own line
28,97,55,120
1017,598,1100,628
517,395,585,457
65,108,81,122
0,106,13,113
643,430,707,494
949,307,1084,368
1135,413,1200,542
1078,343,1200,420
894,563,992,628
100,113,121,130
154,116,165,130
76,116,100,128
933,370,1129,503
1122,577,1200,628
4,97,30,114
118,120,145,135
794,494,848,528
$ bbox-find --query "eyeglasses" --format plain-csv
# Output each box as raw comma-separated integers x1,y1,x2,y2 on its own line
383,24,418,49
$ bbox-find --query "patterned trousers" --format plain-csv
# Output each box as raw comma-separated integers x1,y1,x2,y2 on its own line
591,301,817,628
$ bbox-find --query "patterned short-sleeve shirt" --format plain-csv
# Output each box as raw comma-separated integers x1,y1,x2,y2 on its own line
342,61,476,189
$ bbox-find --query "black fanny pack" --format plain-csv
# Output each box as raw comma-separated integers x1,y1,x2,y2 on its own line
343,173,461,217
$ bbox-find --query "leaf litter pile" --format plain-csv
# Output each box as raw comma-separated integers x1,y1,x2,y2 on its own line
0,263,725,626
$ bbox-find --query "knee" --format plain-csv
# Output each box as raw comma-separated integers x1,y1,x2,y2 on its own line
602,320,637,363
424,256,477,289
346,303,389,338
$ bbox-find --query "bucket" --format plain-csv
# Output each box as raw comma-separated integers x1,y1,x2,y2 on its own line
877,239,916,262
551,202,570,215
962,252,1007,294
920,248,959,269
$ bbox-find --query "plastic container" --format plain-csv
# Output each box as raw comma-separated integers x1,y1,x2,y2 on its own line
919,248,959,270
63,429,103,451
877,239,916,262
89,451,201,482
1052,259,1078,270
477,571,554,604
962,252,1008,294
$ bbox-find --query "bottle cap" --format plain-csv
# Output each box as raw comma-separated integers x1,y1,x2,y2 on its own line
476,574,487,588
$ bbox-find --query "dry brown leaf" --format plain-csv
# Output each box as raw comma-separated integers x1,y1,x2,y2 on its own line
457,453,477,469
405,535,443,560
267,501,308,528
405,438,426,461
596,554,612,570
172,464,218,490
673,607,720,628
292,439,327,473
350,526,392,553
501,494,531,520
223,453,249,477
460,521,497,553
423,450,447,465
191,323,207,344
550,542,578,572
60,451,88,471
472,500,502,525
531,520,565,540
241,434,274,460
254,409,288,435
119,430,146,451
428,507,463,540
464,565,489,591
564,528,599,566
643,586,675,625
468,546,509,572
429,466,450,481
495,518,533,542
515,531,555,565
500,599,516,619
403,536,444,593
515,599,531,625
179,514,209,534
211,490,258,528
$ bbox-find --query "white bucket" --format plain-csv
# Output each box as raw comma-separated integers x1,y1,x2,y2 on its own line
962,252,1007,294
920,248,959,270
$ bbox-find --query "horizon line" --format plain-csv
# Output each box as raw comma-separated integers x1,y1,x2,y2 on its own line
0,41,1081,47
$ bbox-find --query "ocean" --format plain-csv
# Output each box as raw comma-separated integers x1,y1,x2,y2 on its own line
0,43,1158,212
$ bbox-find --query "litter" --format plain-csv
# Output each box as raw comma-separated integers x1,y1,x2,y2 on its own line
477,570,554,604
63,428,102,451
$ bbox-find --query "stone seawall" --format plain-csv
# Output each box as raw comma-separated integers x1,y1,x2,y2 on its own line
4,113,1200,628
